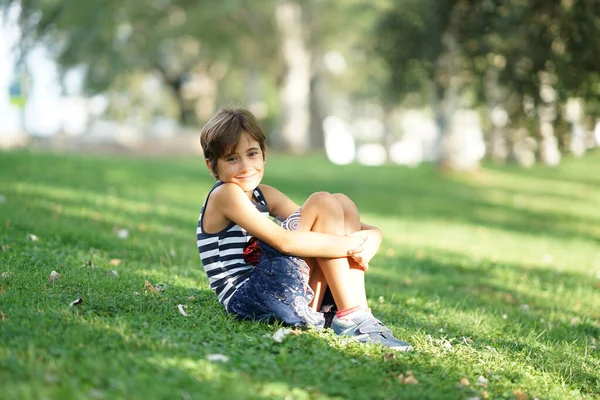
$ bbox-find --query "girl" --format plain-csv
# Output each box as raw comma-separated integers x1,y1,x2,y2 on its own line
196,108,412,352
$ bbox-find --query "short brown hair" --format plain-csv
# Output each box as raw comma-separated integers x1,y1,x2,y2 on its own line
200,108,267,178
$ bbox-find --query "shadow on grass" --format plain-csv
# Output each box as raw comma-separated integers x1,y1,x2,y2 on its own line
366,249,600,395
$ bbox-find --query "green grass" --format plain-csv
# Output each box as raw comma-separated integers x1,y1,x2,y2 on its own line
1,148,599,400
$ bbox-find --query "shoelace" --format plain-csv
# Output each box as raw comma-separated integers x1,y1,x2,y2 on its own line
355,317,393,337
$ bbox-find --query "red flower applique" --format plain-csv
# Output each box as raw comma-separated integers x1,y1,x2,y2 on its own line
243,237,262,266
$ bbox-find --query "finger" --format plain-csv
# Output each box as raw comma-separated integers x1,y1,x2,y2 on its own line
348,246,363,255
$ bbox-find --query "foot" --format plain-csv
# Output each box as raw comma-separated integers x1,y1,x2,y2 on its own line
331,311,413,352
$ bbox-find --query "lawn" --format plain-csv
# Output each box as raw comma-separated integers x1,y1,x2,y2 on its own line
0,149,599,400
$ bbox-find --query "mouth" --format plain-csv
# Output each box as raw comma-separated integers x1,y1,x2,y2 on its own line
236,173,257,180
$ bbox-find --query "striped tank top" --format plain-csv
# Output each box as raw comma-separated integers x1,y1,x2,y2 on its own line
196,182,270,310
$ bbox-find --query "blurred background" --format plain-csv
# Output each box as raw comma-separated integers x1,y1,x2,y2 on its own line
1,0,599,170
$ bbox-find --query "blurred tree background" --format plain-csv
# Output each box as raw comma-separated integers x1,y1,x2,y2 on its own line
3,0,600,169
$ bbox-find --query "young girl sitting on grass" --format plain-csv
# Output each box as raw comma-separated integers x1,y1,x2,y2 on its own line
196,107,412,352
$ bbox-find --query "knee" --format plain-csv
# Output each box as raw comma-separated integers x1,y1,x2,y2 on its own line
305,192,344,219
332,193,360,221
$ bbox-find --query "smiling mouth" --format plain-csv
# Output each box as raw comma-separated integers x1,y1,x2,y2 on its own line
237,174,257,180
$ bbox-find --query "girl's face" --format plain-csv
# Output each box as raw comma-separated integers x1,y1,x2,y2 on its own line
209,132,265,197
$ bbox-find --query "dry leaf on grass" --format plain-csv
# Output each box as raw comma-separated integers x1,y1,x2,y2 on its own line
69,298,83,307
1,311,6,320
272,327,292,343
460,377,470,386
116,229,129,239
514,391,528,400
398,371,419,385
477,376,488,386
48,271,61,283
1,244,9,251
177,304,188,317
206,354,229,362
0,286,6,295
109,259,122,267
144,280,160,294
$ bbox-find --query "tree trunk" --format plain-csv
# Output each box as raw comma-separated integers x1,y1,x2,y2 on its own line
275,0,311,153
435,33,483,171
485,68,509,163
537,71,561,166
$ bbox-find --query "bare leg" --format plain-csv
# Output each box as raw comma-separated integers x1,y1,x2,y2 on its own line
297,192,368,311
333,193,369,310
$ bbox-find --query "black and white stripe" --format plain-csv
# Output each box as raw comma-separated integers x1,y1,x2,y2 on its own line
197,182,269,309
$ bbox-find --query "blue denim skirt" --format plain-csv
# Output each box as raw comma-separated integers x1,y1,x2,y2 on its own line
227,239,325,329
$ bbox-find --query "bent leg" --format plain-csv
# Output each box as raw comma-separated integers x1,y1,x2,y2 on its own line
333,193,368,309
297,192,368,311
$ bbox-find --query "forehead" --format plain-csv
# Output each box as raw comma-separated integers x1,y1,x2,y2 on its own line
228,132,260,153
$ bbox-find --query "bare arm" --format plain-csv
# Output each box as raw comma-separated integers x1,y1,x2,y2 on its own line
210,183,364,258
258,184,300,220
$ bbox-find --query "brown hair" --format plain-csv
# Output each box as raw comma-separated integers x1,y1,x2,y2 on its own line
200,108,267,179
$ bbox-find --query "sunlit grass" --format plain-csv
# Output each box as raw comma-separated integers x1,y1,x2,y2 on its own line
1,149,599,399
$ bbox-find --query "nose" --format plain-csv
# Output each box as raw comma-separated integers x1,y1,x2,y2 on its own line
239,158,250,173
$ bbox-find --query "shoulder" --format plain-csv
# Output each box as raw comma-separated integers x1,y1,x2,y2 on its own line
210,183,248,205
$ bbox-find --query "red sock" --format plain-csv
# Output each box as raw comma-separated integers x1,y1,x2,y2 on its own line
336,305,362,319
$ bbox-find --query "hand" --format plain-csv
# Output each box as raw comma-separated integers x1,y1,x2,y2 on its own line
347,229,382,270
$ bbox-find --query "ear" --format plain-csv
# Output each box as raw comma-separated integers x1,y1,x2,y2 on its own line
205,158,217,177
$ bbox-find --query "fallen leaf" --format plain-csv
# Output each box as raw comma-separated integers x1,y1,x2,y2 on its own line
398,371,419,385
27,233,39,241
463,336,473,345
48,270,61,283
177,304,188,317
384,353,396,361
460,377,470,386
144,280,160,294
477,376,489,386
272,327,292,343
0,286,5,295
69,298,83,307
482,390,489,399
514,391,528,400
1,245,8,251
206,354,228,362
504,292,516,304
1,311,6,320
109,259,122,267
290,330,301,336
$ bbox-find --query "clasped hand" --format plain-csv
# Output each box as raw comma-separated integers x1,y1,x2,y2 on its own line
346,229,382,270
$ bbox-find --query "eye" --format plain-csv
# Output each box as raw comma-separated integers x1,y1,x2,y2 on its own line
226,156,237,162
248,151,259,157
